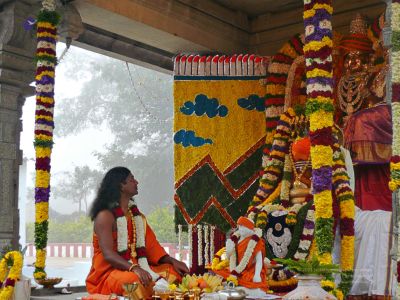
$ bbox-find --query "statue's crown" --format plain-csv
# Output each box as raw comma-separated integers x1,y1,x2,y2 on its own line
350,13,368,35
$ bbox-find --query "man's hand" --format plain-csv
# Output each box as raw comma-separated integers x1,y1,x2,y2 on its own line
131,266,152,286
170,258,189,276
159,255,189,276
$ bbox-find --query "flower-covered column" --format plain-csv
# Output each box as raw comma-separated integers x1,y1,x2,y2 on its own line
390,1,400,192
33,0,59,280
303,0,335,276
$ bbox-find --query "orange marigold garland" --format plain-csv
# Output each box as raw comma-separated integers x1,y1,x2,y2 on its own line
33,0,59,280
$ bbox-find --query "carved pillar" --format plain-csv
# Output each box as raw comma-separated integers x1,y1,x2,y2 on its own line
0,0,37,249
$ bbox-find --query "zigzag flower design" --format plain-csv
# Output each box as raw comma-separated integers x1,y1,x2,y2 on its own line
33,0,59,280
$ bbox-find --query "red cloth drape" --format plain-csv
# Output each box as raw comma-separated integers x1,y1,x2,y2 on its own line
354,164,392,211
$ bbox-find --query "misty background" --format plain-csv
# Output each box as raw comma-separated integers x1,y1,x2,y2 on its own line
21,43,178,243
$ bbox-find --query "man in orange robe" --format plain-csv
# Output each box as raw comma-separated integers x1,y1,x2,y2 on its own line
214,217,268,292
85,167,189,298
86,219,181,296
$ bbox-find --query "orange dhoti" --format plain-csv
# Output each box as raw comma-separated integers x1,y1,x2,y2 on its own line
86,221,180,297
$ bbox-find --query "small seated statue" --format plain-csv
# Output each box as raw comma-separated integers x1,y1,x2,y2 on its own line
213,217,268,292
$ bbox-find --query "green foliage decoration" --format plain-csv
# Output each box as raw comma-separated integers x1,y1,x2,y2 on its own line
274,256,340,276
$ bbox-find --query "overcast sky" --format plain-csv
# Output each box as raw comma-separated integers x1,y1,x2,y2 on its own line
20,44,112,218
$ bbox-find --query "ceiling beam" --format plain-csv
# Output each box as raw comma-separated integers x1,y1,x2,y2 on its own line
72,24,174,74
74,0,249,55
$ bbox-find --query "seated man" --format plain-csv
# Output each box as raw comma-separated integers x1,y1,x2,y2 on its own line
86,167,189,297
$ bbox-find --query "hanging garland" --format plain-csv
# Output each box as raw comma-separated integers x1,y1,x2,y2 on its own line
0,251,23,300
33,0,59,280
303,0,336,295
264,34,304,157
332,129,355,296
248,108,296,216
390,0,400,192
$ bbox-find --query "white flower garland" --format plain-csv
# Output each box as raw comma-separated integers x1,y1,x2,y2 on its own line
116,217,128,253
210,226,215,261
204,225,209,265
188,224,193,268
115,200,160,281
133,212,159,280
228,228,263,275
392,103,400,156
178,224,183,261
197,224,203,266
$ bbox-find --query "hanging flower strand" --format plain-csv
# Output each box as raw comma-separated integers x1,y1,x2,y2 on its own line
303,0,337,295
178,224,183,261
33,0,59,280
389,0,400,192
197,225,203,266
188,224,193,268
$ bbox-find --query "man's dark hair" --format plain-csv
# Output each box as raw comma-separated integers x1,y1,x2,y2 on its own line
89,166,131,220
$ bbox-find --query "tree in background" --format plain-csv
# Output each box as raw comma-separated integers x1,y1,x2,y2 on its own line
26,215,92,243
146,206,177,243
52,166,102,213
26,208,183,244
54,48,174,213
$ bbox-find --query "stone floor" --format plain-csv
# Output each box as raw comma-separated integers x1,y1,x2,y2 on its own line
30,292,88,300
30,286,88,300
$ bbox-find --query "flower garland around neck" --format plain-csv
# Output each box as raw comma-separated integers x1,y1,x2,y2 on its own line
228,228,263,278
112,200,159,281
0,251,23,300
33,0,59,280
389,0,400,192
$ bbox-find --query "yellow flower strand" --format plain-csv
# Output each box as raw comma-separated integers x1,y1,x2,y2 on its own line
340,236,355,271
310,145,333,169
314,190,333,219
309,111,333,131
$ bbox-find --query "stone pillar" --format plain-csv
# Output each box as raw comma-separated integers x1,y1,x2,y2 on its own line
0,0,37,249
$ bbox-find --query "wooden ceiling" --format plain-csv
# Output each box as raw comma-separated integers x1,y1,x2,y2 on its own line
72,0,385,72
213,0,304,16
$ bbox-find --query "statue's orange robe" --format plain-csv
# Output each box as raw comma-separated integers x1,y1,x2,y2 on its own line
214,236,268,291
86,216,179,296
